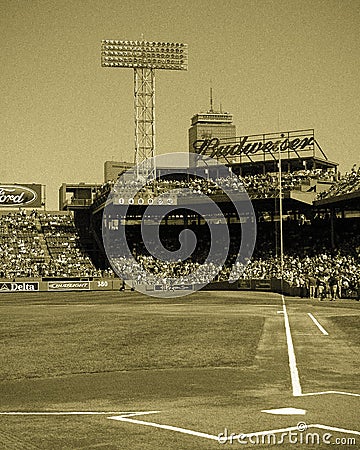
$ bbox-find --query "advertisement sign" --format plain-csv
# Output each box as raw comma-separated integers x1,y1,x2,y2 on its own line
0,184,42,208
153,284,193,291
47,281,90,291
0,282,39,292
193,129,315,159
237,279,251,290
252,279,271,291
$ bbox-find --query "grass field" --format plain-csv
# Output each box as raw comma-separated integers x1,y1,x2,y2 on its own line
0,291,359,449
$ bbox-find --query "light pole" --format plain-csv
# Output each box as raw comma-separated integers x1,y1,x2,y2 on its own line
101,39,188,179
278,136,284,287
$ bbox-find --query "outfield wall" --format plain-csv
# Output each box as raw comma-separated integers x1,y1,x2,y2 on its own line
3,278,354,298
202,279,272,291
0,278,292,294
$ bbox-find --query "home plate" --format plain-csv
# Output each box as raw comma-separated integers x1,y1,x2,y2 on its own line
262,407,306,415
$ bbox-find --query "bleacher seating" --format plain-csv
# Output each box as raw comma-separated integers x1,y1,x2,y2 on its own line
107,218,360,296
0,211,99,279
1,165,359,297
94,168,336,204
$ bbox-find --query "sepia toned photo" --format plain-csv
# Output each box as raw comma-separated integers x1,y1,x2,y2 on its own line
0,1,359,448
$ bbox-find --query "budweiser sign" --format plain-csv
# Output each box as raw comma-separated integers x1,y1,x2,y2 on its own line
193,130,315,158
0,185,38,206
193,136,314,158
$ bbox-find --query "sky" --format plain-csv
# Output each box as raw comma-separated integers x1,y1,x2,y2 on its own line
1,0,359,209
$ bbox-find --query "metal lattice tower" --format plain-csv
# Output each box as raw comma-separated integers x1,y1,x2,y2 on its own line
134,68,155,178
101,39,188,180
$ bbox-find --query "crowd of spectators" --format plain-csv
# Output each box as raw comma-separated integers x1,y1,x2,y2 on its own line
39,213,100,278
97,165,358,298
1,209,359,298
0,210,46,278
0,210,100,279
94,168,336,204
110,249,359,297
107,218,360,298
241,168,335,199
1,164,359,296
229,252,360,298
112,256,221,286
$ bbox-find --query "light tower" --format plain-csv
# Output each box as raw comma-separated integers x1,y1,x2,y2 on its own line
101,39,188,179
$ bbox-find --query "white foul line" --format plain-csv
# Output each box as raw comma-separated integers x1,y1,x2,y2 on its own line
310,424,360,436
228,423,360,441
0,410,160,416
282,298,358,397
231,423,360,440
308,313,329,335
282,295,302,397
108,415,360,441
2,411,360,442
108,415,220,440
300,390,360,397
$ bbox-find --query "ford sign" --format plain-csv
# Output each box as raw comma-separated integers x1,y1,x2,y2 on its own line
0,185,38,206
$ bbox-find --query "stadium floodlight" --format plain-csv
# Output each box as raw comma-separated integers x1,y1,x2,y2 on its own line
101,40,188,71
101,39,188,179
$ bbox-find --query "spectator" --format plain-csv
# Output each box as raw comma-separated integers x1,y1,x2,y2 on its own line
306,275,317,299
317,276,327,301
328,273,340,301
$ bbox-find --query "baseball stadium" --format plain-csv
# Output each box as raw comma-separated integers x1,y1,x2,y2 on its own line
0,38,359,449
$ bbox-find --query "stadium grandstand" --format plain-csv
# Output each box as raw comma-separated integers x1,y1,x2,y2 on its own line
0,210,101,280
1,127,359,298
91,165,359,298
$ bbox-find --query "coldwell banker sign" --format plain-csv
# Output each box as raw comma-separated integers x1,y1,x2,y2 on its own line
0,184,42,208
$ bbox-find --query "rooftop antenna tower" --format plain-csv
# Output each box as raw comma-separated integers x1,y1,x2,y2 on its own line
209,81,214,112
101,39,188,179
